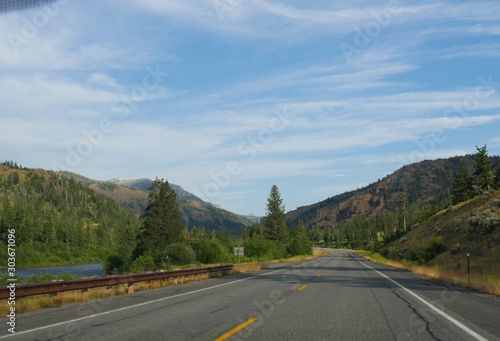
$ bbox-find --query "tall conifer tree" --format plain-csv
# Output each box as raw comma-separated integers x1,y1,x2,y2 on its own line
139,178,185,264
494,167,500,190
451,167,474,204
264,185,287,243
474,145,493,192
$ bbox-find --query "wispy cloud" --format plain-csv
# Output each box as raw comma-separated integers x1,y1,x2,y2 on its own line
1,0,500,215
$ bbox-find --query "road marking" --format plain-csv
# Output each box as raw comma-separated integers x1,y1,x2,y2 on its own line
298,284,308,291
214,318,257,341
0,257,323,339
354,255,488,341
316,273,321,277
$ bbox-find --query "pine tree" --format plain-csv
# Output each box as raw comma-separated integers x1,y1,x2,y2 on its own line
139,178,185,265
494,167,500,190
451,167,474,204
264,185,287,243
473,144,493,192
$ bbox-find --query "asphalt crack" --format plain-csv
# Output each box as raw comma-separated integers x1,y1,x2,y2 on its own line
392,289,442,341
209,306,229,315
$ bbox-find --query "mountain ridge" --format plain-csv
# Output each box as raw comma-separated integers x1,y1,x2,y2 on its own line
286,155,500,229
91,178,253,234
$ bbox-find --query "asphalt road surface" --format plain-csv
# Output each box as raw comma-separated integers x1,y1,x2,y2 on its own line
1,250,499,340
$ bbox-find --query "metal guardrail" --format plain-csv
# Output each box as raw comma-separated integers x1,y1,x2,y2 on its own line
0,265,234,299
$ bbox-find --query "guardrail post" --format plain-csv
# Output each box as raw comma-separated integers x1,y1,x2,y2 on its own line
127,283,134,294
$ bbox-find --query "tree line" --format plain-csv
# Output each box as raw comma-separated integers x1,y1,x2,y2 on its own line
0,167,140,267
119,182,312,273
451,145,500,204
0,162,312,273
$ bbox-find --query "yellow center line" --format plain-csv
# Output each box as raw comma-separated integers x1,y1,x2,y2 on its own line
298,284,308,291
214,318,257,341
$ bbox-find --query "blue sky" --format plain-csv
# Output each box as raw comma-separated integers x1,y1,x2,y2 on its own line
1,0,500,216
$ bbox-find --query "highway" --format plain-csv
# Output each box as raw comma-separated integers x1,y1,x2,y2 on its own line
1,250,499,340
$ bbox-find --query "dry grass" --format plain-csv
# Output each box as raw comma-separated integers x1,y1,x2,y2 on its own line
232,263,262,274
263,249,327,266
356,251,500,296
0,270,230,315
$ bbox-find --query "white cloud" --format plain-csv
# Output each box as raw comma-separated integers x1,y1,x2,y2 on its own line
2,0,500,215
86,73,120,89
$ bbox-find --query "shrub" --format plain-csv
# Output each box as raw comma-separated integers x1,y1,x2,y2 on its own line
193,238,228,264
129,252,155,273
287,236,313,256
406,237,447,264
105,255,125,275
164,243,196,265
469,207,499,234
287,226,313,256
242,235,285,260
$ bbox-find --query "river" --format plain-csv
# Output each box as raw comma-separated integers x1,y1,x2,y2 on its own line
0,263,106,280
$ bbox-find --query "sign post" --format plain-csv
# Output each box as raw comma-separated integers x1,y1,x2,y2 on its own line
467,253,470,285
234,247,244,263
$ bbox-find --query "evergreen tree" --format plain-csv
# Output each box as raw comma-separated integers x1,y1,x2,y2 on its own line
287,221,312,256
248,222,265,237
473,145,493,192
451,167,474,204
7,171,20,185
264,185,287,243
138,178,185,265
494,167,500,190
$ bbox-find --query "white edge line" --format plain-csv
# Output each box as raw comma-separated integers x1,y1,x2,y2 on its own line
351,254,488,341
0,258,322,339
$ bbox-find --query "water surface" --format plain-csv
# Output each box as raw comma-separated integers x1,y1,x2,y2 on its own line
0,263,106,280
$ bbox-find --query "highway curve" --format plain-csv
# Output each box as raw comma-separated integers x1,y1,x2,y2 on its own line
1,250,499,340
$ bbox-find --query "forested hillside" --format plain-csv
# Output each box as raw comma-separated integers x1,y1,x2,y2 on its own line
288,155,500,229
0,162,140,267
302,147,500,286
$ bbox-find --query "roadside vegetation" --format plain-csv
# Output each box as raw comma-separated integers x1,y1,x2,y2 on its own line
356,250,499,296
0,161,139,269
119,181,312,274
0,163,312,274
1,144,498,306
310,145,500,295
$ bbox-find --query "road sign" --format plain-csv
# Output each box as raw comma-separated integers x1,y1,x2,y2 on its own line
234,247,244,256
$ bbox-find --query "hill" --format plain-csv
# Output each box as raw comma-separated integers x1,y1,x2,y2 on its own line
0,162,140,268
386,190,500,275
87,178,253,235
286,155,499,229
0,162,254,270
88,182,148,215
107,178,202,201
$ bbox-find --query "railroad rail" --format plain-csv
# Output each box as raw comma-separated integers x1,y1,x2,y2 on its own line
0,264,234,299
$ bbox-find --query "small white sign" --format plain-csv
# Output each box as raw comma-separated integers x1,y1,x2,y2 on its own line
234,247,244,256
